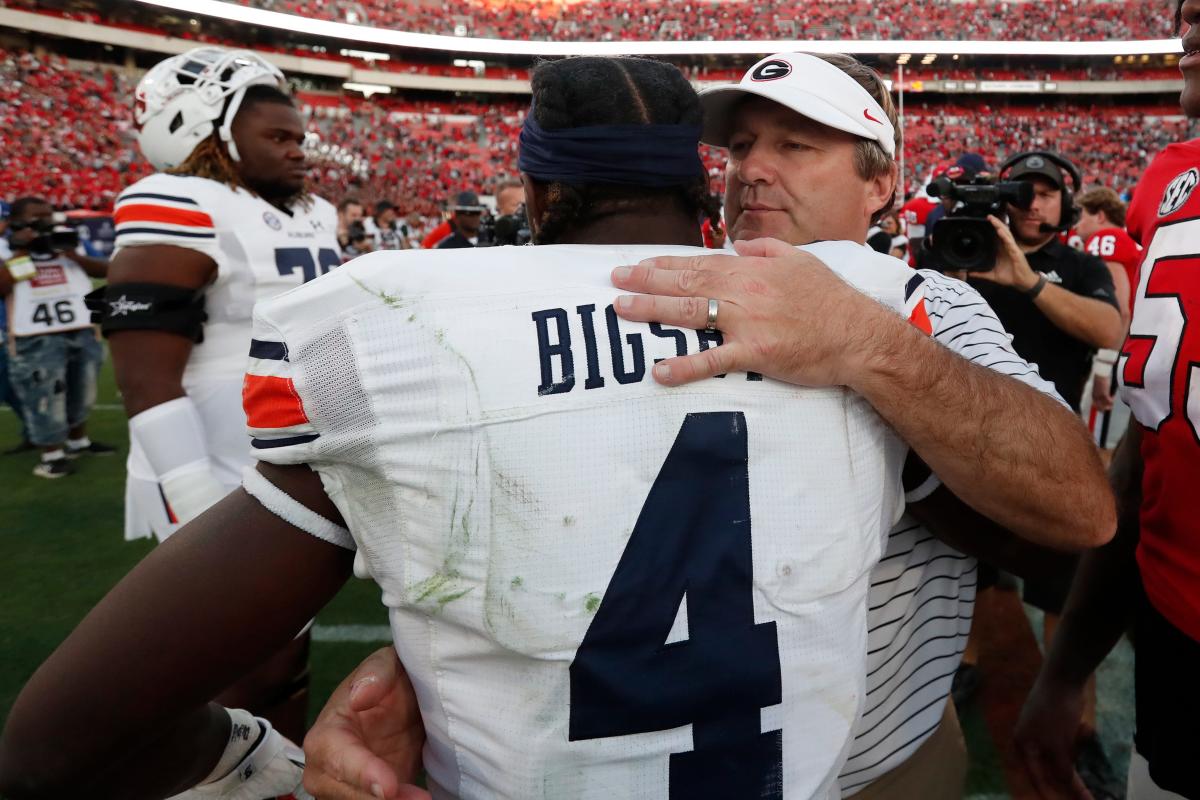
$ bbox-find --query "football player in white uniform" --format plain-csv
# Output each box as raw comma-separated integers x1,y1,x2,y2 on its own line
88,47,338,742
1,56,936,800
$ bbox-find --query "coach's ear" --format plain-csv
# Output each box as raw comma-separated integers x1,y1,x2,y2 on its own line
520,172,545,241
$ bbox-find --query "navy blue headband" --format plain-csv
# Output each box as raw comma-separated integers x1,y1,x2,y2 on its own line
517,112,705,188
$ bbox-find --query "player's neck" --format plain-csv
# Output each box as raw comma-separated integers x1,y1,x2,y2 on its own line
560,212,703,247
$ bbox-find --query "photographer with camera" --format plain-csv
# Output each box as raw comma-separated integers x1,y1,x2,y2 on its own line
0,196,111,478
929,151,1124,411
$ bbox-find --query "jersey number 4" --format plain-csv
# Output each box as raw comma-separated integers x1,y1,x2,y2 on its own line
274,247,340,283
1120,217,1200,442
569,412,784,798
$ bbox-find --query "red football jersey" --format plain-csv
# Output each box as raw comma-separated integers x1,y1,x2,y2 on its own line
1120,139,1200,643
1085,226,1143,291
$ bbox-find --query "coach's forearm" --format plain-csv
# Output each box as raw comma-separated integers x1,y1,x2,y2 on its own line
850,318,1116,547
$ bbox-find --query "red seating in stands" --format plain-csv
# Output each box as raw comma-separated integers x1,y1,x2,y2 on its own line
5,52,1196,215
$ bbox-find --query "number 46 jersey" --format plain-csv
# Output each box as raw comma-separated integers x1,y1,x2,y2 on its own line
247,242,928,799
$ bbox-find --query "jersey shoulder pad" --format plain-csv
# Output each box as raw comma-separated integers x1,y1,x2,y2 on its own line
114,173,224,256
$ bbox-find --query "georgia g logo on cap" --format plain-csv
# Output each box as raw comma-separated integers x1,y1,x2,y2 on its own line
751,59,792,82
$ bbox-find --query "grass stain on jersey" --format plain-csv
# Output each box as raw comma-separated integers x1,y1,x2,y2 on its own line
349,276,411,310
511,576,524,589
584,592,601,614
562,515,575,527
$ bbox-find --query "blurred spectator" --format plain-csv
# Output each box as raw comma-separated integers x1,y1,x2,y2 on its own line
363,199,404,250
435,191,486,249
336,197,365,253
342,220,374,260
494,178,525,216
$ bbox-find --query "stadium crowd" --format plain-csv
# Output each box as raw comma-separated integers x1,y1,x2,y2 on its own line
2,53,1196,217
245,0,1175,41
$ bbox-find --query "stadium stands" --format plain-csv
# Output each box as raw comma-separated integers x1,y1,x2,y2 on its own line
0,49,151,210
4,53,1195,213
239,0,1175,42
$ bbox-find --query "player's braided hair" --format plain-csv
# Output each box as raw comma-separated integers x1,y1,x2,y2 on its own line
528,57,720,245
169,84,311,210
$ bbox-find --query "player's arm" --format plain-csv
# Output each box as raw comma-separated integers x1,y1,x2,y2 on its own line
95,244,226,526
1102,258,1131,326
1014,423,1144,795
0,462,352,800
103,244,216,416
611,238,1115,549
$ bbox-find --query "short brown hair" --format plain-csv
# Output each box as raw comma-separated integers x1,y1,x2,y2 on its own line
812,53,900,222
1077,186,1126,228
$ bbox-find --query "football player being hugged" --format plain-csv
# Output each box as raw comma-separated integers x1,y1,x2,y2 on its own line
88,47,338,752
1075,186,1142,425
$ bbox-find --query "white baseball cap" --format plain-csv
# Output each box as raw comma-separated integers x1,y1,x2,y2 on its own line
699,53,897,158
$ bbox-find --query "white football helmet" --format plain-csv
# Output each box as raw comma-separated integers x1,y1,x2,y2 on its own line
135,47,287,170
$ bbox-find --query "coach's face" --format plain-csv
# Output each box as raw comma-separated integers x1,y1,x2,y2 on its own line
724,97,891,247
1180,0,1200,116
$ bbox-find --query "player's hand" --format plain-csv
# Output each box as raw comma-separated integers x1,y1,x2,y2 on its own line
302,646,429,800
611,237,902,389
969,215,1040,291
1014,672,1093,800
1091,376,1114,412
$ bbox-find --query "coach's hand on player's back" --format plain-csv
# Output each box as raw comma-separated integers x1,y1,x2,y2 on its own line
612,237,902,388
303,646,429,800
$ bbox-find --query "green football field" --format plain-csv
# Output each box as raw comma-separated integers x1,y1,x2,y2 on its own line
0,355,1132,798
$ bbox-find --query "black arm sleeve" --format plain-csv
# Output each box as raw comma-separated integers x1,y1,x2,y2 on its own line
85,283,207,342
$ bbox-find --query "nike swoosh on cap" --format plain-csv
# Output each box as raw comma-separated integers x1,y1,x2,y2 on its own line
863,108,882,124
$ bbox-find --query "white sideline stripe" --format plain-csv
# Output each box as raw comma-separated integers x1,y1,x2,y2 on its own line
312,624,391,643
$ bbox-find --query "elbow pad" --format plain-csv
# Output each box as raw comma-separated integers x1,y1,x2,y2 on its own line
85,282,207,342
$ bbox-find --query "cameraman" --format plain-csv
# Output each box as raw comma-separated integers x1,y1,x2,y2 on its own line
962,153,1124,412
435,191,486,249
0,197,111,478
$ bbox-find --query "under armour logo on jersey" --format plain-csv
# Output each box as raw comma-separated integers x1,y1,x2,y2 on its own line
1158,168,1199,218
263,211,283,231
310,219,326,231
107,296,153,317
750,60,791,82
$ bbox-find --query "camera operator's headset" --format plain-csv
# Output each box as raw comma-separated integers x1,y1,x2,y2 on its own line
998,150,1082,233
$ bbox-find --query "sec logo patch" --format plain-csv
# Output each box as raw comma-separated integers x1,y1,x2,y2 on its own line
263,211,283,230
1158,168,1199,218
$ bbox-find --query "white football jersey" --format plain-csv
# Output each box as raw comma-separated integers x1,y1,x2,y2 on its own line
248,242,927,800
113,172,339,541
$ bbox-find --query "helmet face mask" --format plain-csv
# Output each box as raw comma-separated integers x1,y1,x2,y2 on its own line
135,47,287,171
